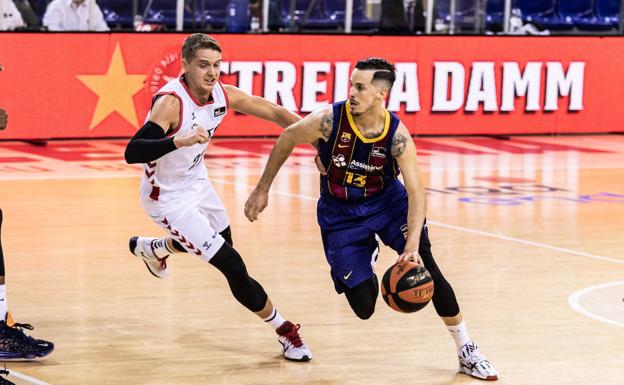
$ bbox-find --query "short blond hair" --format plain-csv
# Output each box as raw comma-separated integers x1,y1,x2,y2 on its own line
182,34,222,61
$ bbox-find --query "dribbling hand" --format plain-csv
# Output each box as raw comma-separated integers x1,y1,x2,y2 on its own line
397,250,424,266
174,125,209,147
244,188,269,222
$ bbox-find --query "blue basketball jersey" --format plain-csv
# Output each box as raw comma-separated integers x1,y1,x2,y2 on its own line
318,101,401,202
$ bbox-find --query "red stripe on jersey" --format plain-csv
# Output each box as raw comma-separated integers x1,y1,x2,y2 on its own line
150,186,160,201
328,179,347,200
179,76,215,107
163,92,184,137
219,81,229,111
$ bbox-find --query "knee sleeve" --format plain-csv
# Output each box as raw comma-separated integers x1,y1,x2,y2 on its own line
419,247,460,318
345,275,379,320
209,243,267,312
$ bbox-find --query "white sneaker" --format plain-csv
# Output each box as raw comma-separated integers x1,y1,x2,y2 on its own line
129,236,170,278
458,341,498,381
276,321,312,362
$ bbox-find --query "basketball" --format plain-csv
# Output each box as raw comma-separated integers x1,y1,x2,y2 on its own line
381,261,434,313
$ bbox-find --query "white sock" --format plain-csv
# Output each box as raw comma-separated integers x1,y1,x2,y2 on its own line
447,320,470,352
263,308,286,330
151,238,172,259
0,285,7,322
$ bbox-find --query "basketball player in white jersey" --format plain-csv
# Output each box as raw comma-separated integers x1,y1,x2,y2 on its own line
124,34,311,362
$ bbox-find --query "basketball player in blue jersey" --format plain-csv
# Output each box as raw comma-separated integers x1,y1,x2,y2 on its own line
124,34,311,362
0,104,54,366
245,58,498,380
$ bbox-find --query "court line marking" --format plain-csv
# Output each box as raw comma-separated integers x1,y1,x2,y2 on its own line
568,281,624,328
210,178,624,266
8,369,51,385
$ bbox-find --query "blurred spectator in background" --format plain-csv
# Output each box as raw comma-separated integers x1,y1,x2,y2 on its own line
379,0,410,33
43,0,109,31
13,0,41,29
378,0,426,34
0,0,26,31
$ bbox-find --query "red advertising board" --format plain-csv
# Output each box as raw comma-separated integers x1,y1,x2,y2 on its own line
0,33,621,140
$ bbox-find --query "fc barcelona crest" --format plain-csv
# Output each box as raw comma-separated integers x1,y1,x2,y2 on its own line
341,132,352,142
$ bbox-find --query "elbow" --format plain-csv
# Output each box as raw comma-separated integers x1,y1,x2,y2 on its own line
280,129,299,148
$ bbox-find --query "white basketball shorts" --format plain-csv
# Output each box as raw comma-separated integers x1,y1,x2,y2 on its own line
141,179,229,262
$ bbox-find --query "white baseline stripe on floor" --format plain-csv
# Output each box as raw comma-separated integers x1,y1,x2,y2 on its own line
9,370,51,385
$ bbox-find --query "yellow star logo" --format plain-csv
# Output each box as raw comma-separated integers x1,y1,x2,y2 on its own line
77,43,145,130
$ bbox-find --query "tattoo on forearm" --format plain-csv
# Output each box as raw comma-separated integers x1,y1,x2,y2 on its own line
391,133,408,157
320,114,333,140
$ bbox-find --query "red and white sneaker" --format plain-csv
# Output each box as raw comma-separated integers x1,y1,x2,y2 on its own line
276,321,312,362
458,341,498,381
129,236,170,278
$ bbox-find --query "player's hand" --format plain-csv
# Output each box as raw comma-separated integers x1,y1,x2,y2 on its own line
397,249,423,266
0,109,7,131
244,188,269,222
314,154,327,175
174,125,209,147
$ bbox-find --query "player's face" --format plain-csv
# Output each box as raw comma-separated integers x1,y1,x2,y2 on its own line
348,69,385,116
182,48,222,95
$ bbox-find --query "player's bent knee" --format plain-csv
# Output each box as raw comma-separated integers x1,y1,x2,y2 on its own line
353,304,375,320
209,242,247,277
209,242,268,312
345,277,378,320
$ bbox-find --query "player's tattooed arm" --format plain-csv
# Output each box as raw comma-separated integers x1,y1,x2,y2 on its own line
320,114,333,141
391,133,408,158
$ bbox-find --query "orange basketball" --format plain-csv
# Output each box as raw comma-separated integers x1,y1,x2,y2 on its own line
381,261,434,313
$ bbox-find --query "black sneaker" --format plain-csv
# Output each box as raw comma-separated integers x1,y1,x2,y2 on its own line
0,321,54,360
0,367,14,385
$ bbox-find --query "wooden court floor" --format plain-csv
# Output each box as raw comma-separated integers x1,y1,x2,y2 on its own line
0,135,622,385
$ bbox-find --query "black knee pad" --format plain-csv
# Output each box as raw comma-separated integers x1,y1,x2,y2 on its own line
419,247,460,318
345,276,379,320
209,243,267,312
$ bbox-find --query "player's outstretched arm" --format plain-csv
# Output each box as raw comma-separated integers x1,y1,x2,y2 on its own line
125,95,208,164
393,123,427,265
223,84,301,128
244,105,333,222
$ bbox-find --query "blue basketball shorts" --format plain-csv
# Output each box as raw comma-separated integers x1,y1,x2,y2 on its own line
317,180,413,293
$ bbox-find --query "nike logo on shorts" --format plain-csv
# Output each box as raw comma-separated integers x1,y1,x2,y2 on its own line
343,271,353,280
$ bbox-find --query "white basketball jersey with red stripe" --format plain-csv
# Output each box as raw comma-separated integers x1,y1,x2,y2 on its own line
140,76,228,200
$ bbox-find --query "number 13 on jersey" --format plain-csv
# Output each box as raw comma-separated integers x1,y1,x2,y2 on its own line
345,171,367,187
